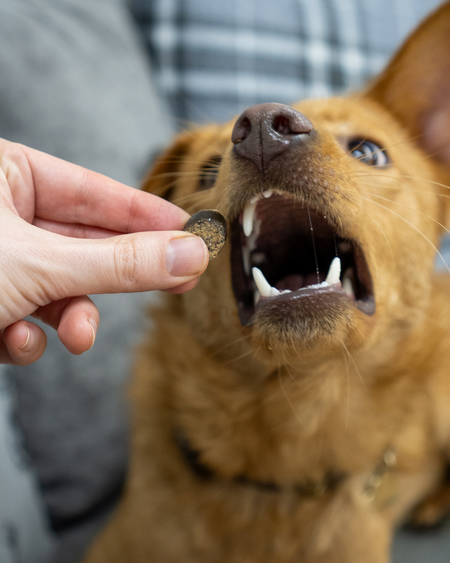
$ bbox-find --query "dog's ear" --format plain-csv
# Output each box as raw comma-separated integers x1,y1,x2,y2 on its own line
142,132,193,202
365,1,450,176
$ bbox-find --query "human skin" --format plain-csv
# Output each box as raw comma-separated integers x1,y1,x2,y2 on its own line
0,139,208,365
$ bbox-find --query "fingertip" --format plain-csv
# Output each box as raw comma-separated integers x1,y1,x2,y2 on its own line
162,277,201,294
57,297,99,355
2,321,47,365
87,317,97,350
166,235,209,277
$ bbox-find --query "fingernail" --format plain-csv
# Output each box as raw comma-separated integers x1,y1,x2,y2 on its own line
166,236,208,277
87,318,97,350
20,326,36,352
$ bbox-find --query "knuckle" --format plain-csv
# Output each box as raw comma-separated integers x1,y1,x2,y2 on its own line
112,236,145,289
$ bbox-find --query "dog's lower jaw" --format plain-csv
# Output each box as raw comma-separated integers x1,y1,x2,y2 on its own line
251,289,356,352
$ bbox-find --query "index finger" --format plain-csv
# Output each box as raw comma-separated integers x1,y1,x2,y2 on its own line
21,142,189,233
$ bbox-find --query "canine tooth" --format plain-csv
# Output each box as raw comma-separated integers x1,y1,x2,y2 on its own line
252,267,273,298
270,287,280,296
243,197,259,237
342,270,355,298
263,190,273,198
325,257,341,285
343,277,355,297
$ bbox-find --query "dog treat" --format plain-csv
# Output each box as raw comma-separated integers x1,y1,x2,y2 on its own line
183,209,227,260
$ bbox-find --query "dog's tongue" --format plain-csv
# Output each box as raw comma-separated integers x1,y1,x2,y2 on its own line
275,273,322,292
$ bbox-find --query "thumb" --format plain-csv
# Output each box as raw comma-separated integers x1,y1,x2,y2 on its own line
49,231,209,298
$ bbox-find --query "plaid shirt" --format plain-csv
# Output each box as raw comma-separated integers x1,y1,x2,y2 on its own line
129,0,442,124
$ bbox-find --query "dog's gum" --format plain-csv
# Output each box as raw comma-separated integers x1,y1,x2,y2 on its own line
183,209,227,260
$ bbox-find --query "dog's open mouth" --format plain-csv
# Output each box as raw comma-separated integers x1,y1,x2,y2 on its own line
230,192,375,326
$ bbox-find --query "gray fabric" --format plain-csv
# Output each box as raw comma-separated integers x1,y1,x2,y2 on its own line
0,0,174,560
0,366,56,563
393,524,450,563
13,292,160,563
0,0,174,182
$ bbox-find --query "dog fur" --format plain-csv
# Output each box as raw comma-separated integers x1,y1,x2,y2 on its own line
84,3,450,562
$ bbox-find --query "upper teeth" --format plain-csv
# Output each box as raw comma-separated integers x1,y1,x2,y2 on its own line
243,190,273,237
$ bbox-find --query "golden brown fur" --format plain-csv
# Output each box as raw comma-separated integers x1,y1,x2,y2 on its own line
84,3,450,562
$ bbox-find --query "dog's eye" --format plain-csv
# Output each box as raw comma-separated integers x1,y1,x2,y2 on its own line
198,156,222,191
348,140,389,167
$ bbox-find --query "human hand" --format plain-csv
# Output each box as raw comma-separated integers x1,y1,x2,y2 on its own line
0,140,209,365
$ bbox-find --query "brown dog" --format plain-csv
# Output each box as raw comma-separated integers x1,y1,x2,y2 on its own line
84,3,450,562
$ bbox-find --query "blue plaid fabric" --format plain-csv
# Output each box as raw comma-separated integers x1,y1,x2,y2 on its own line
129,0,443,124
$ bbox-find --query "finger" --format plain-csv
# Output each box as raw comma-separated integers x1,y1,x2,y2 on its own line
162,278,200,294
32,296,99,355
57,297,99,355
33,217,121,239
44,231,209,299
0,140,35,221
19,143,190,232
1,321,47,365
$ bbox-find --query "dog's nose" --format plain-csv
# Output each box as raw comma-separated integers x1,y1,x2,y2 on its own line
231,103,313,173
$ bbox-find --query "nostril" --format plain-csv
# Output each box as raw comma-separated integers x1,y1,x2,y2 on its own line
272,116,292,136
232,117,252,145
272,112,313,136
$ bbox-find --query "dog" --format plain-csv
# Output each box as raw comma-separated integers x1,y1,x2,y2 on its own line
84,3,450,562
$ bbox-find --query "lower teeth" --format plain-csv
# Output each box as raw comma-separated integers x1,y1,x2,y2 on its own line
342,270,355,297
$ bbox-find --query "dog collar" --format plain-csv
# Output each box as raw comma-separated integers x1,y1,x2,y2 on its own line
363,449,398,508
175,430,346,497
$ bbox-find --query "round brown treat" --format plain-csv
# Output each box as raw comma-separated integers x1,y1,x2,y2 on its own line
183,209,227,260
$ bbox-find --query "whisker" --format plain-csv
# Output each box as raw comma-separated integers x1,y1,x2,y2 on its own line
348,197,396,266
277,367,305,427
341,341,366,392
366,192,450,238
218,347,259,366
347,171,412,190
148,170,220,182
353,181,450,200
212,333,253,356
362,196,450,273
339,342,351,429
396,175,450,192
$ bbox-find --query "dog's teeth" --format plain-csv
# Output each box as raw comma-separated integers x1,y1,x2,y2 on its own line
243,193,272,237
342,270,355,298
243,197,259,237
325,257,341,285
252,267,275,298
254,289,261,305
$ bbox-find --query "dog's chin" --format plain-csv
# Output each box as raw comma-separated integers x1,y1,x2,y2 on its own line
250,284,356,348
